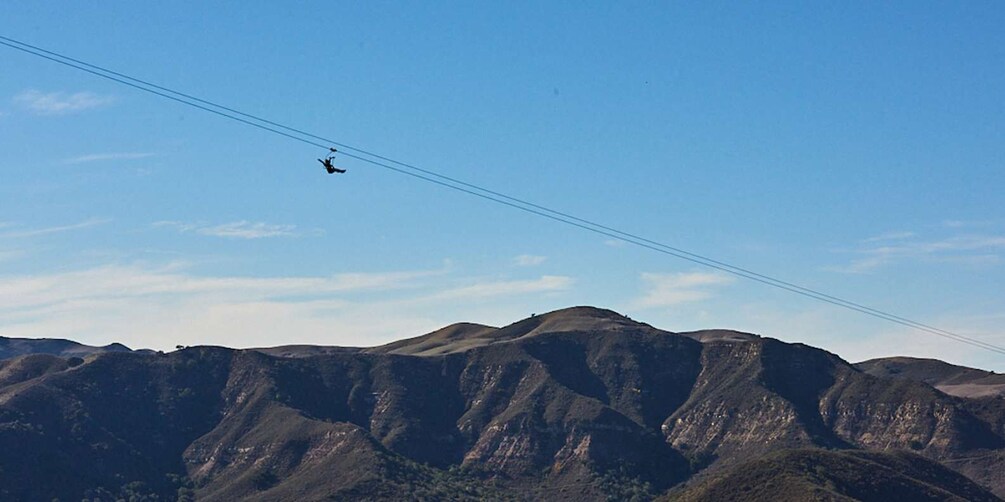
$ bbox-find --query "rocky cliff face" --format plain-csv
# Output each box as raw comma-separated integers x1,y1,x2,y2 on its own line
0,307,1002,501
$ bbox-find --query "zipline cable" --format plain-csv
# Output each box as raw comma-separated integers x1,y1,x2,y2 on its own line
3,35,1003,356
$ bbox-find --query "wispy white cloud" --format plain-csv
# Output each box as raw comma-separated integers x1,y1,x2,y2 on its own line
604,239,627,248
943,219,993,229
0,249,23,262
152,221,197,232
830,256,889,274
154,220,299,239
932,254,1001,266
430,275,572,301
199,221,297,239
0,263,574,351
0,218,109,239
13,89,115,115
863,231,915,243
0,263,438,313
830,233,1005,273
632,271,734,309
914,235,1005,252
63,152,156,165
513,254,547,267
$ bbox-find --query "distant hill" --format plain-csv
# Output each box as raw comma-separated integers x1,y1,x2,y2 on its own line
856,356,1005,398
365,306,659,356
0,306,1003,501
0,335,135,360
254,306,662,357
249,344,362,358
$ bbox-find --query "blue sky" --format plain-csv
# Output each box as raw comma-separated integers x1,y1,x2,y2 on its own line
1,2,1004,370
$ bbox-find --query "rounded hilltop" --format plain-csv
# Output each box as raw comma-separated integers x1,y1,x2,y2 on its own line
369,306,661,357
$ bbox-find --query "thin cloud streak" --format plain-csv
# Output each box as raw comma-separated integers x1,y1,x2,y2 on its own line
0,218,109,239
633,271,734,309
943,220,994,229
863,231,915,243
514,254,547,267
0,263,574,351
155,220,299,239
428,275,572,301
0,250,23,262
830,233,1005,273
13,89,115,115
63,152,156,165
0,263,442,313
199,221,297,239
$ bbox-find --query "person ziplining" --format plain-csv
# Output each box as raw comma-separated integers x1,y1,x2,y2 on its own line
318,147,346,174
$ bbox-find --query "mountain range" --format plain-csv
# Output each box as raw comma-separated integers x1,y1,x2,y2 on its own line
1,306,1003,501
